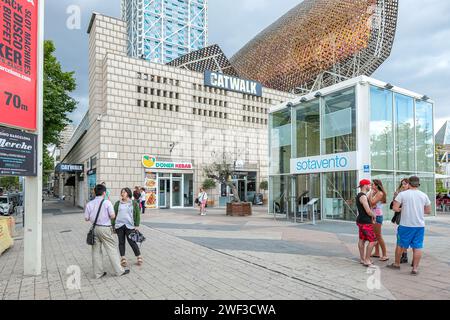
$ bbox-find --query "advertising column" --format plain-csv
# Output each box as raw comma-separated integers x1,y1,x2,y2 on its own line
0,0,43,275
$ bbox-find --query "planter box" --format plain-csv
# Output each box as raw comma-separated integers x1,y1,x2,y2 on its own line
226,202,252,216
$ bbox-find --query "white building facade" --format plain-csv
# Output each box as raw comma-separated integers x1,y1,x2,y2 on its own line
59,13,294,209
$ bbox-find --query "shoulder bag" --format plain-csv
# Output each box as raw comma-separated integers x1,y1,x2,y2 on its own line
86,199,105,246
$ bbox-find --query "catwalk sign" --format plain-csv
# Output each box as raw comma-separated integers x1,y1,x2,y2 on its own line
0,0,39,131
204,71,263,97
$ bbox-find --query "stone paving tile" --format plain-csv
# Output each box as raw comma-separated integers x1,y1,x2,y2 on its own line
2,202,450,300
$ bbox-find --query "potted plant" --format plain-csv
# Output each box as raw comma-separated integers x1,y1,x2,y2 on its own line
204,153,252,216
202,178,217,207
260,180,268,205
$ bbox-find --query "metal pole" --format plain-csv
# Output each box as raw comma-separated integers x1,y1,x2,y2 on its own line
24,0,44,276
312,203,316,225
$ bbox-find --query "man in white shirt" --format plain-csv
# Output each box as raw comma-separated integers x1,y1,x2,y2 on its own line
389,176,431,275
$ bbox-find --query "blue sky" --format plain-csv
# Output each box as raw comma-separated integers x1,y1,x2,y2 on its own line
44,0,450,132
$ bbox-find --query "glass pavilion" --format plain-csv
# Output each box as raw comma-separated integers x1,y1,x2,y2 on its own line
269,76,435,222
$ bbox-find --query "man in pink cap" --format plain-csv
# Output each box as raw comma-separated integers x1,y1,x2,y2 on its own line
356,179,378,267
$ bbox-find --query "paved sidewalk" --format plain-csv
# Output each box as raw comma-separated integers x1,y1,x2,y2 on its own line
1,200,449,300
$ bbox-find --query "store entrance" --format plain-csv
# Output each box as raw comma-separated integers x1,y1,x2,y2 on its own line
295,174,321,222
159,179,170,209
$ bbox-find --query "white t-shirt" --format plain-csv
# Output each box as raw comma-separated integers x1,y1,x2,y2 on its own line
198,192,208,202
139,191,146,202
395,189,431,227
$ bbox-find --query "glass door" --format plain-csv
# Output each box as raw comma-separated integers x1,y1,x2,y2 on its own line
171,178,183,208
159,179,170,209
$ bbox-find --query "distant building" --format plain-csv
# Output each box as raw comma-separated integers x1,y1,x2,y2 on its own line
121,0,208,64
436,121,450,190
56,13,294,209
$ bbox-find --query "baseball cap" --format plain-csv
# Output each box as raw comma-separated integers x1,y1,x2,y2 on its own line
358,179,371,188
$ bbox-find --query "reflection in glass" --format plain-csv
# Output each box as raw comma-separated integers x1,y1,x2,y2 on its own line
322,171,357,221
172,179,182,207
416,101,434,173
184,174,193,207
270,109,292,174
370,87,394,170
296,100,320,158
371,171,395,220
323,87,356,154
395,94,415,172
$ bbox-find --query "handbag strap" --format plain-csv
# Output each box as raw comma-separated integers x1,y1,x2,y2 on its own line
92,199,105,229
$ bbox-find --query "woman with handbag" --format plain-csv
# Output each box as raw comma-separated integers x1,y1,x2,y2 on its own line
198,188,208,216
391,178,410,264
112,187,143,267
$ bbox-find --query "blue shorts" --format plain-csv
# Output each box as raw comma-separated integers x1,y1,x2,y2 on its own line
397,226,425,249
375,216,383,224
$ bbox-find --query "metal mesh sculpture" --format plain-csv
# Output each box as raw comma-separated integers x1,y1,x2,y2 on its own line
167,44,239,77
230,0,399,93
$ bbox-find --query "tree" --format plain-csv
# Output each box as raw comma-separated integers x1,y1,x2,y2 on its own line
204,153,241,203
202,179,217,191
0,177,20,191
43,40,77,147
43,149,55,185
260,180,268,199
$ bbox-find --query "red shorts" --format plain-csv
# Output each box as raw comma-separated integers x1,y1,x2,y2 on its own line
357,223,377,242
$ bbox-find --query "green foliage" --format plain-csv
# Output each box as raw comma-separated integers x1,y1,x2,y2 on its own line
204,153,241,202
202,179,216,191
43,40,77,147
436,179,447,194
260,180,268,191
0,177,20,191
43,149,54,172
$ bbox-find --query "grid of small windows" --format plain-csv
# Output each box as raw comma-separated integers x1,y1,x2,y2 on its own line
192,95,227,107
243,94,273,104
137,86,180,99
137,72,181,86
242,105,268,114
242,116,267,125
192,83,227,96
137,99,180,113
192,108,227,119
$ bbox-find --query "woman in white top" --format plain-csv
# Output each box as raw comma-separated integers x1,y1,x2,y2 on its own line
198,188,208,216
139,187,146,214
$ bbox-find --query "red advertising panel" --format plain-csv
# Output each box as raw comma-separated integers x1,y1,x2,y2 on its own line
0,0,39,131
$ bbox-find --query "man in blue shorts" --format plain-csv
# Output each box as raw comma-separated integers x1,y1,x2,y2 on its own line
389,176,431,275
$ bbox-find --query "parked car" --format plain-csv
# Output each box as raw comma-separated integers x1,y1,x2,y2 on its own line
0,195,16,216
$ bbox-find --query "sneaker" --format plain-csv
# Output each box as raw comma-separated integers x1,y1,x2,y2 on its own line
121,269,130,276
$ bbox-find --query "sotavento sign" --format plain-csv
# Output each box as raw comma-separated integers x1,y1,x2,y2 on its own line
0,0,39,131
204,71,263,97
291,152,357,175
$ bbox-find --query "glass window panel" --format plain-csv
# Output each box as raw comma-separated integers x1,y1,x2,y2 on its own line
296,100,320,158
323,108,352,139
416,101,434,173
395,94,415,172
183,174,193,207
323,87,356,154
416,173,436,216
270,109,291,174
322,171,357,221
371,171,395,220
370,86,394,170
